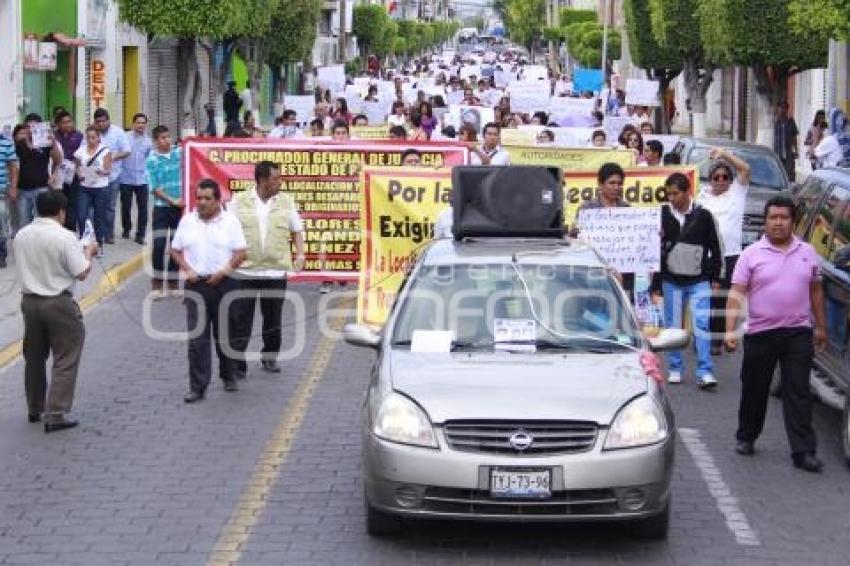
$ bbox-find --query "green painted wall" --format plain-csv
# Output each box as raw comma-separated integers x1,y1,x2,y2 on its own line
22,0,77,36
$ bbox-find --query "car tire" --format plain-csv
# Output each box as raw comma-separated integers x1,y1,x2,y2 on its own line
842,397,850,468
632,501,670,540
365,498,402,536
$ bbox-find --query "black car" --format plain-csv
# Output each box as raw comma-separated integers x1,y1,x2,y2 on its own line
792,167,850,465
671,138,790,247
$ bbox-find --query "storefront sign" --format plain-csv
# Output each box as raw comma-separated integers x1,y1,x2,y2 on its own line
91,59,106,109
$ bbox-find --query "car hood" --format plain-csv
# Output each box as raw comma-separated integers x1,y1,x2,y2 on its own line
389,350,648,425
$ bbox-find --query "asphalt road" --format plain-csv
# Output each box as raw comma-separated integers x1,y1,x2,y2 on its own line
0,274,848,566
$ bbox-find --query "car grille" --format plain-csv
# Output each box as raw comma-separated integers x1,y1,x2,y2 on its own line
743,213,764,228
422,487,619,516
443,420,598,455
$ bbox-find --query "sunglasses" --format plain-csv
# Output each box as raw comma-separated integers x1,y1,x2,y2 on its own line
712,174,730,181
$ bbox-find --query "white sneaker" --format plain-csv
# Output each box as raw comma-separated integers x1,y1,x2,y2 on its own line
699,373,718,389
667,371,682,384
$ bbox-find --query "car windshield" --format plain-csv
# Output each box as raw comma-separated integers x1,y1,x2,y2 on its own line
689,146,786,189
391,263,642,352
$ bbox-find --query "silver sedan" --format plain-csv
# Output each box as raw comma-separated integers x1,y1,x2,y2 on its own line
345,238,688,538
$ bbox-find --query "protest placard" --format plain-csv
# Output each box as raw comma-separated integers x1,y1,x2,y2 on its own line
644,134,681,156
625,78,660,106
603,116,635,144
573,69,604,93
317,65,345,93
363,100,388,126
358,167,453,325
183,139,468,282
575,207,661,273
446,90,464,105
283,95,315,125
507,82,550,114
448,105,495,135
548,96,596,120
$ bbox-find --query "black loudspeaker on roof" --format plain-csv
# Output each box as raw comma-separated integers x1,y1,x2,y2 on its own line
451,166,564,240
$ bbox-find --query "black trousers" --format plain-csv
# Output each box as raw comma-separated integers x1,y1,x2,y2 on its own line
185,277,238,393
736,327,816,455
120,183,149,240
152,206,180,280
710,255,739,349
230,277,288,377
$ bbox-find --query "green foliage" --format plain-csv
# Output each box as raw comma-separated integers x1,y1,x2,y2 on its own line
117,0,277,39
697,0,827,70
353,5,389,55
565,21,621,68
624,0,681,71
789,0,850,41
392,37,407,57
345,58,362,76
559,8,597,26
649,0,701,55
542,27,565,43
267,0,322,65
503,0,546,49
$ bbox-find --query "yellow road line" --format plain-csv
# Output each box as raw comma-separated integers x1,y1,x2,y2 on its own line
207,313,347,566
0,252,144,370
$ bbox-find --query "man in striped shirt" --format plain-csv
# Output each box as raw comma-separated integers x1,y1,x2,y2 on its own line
0,135,19,268
145,125,182,298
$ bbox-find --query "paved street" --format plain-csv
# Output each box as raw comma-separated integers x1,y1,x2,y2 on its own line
0,273,848,565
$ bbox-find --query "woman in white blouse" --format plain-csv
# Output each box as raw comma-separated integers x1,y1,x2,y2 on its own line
73,125,111,255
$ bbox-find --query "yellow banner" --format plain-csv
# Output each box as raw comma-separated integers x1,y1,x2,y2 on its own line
351,125,392,139
357,167,453,326
563,166,698,226
504,145,634,170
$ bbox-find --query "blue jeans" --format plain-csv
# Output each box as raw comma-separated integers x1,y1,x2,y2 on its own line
0,196,9,259
16,187,49,228
104,179,121,239
662,279,713,379
76,185,110,245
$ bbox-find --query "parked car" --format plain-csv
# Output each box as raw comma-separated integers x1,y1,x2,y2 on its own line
791,166,850,465
670,138,790,247
343,238,690,538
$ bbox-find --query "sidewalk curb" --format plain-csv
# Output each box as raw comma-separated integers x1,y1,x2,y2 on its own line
0,252,145,370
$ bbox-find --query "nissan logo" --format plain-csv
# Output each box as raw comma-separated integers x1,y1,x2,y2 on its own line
509,431,534,451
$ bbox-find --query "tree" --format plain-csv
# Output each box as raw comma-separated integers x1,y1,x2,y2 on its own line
624,0,681,133
698,0,828,142
503,0,546,53
267,0,322,100
118,0,277,133
649,0,715,137
354,5,390,60
565,21,621,70
788,0,850,41
559,8,597,26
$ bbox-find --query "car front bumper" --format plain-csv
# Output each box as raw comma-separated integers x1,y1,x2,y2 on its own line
364,427,674,522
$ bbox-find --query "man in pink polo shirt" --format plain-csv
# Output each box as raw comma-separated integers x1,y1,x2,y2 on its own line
725,195,827,473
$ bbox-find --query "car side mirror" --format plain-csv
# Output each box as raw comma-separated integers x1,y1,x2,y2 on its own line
342,323,381,349
646,328,690,352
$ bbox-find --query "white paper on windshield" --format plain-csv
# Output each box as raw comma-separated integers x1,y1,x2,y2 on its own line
494,319,536,344
411,330,455,353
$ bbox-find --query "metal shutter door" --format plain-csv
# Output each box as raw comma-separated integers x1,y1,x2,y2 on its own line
147,43,180,136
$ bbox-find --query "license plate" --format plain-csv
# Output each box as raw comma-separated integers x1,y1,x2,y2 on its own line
490,468,551,498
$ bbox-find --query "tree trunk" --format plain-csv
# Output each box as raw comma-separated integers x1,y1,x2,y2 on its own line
178,39,199,138
649,69,679,134
683,57,715,138
752,64,790,147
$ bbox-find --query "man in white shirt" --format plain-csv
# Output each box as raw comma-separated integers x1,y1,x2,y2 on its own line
171,179,247,403
268,110,303,139
93,108,130,243
227,161,305,376
695,147,751,355
469,122,511,166
14,191,97,432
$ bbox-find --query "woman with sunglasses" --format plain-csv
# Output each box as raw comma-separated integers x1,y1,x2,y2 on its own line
695,147,751,356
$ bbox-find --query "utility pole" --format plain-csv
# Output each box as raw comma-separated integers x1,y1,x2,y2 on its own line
338,0,347,64
600,0,609,75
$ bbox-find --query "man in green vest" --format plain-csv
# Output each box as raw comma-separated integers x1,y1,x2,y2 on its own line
227,161,305,376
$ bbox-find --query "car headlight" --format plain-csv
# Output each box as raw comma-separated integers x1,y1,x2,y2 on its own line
372,392,438,448
603,395,669,450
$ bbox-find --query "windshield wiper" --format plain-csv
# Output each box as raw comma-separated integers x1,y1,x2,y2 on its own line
532,338,625,353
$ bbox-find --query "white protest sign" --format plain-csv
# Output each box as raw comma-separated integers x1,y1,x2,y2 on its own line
363,101,388,125
446,90,464,106
507,82,550,114
603,116,635,145
494,68,511,88
353,77,371,95
576,207,661,273
625,79,660,106
459,65,481,81
317,65,345,93
283,95,316,125
548,96,596,120
448,105,495,136
516,125,596,147
522,65,549,82
341,90,363,115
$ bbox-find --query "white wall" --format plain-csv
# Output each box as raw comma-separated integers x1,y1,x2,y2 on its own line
0,0,23,130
